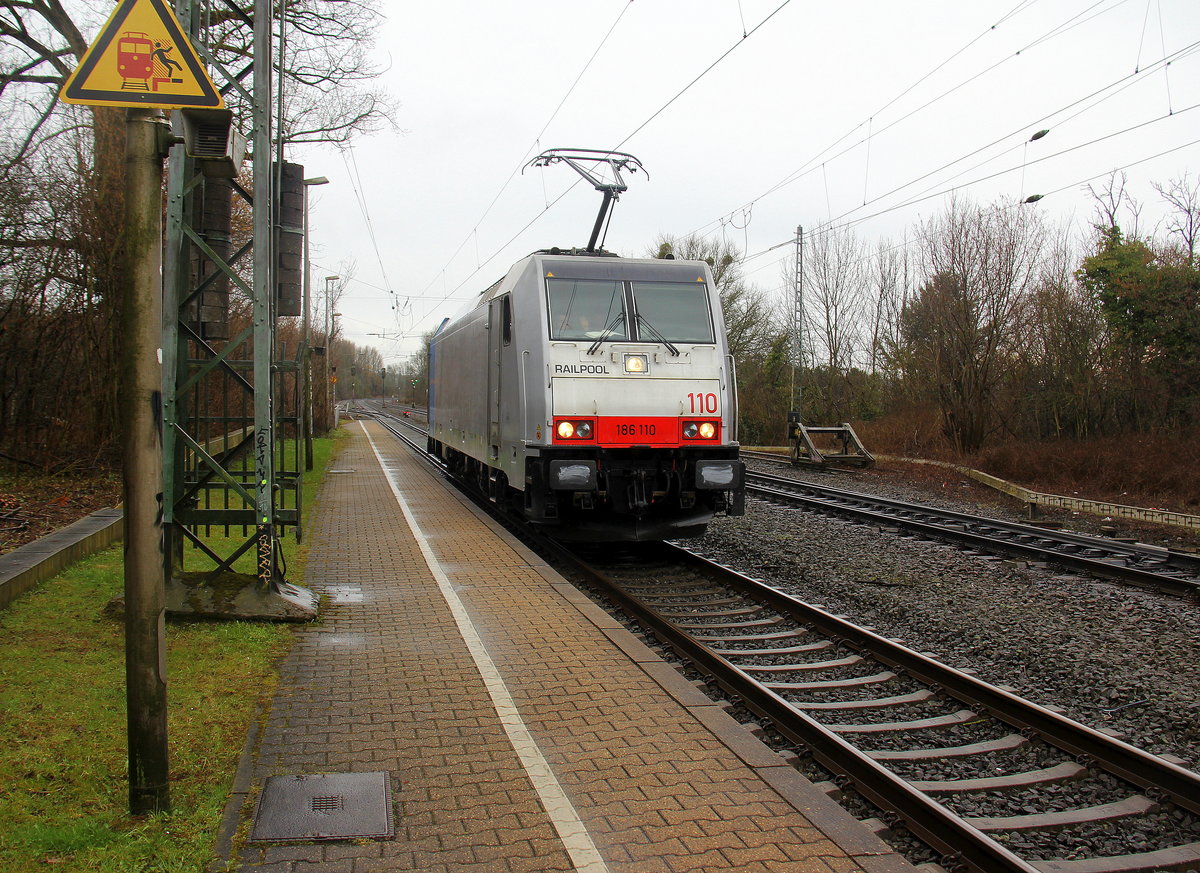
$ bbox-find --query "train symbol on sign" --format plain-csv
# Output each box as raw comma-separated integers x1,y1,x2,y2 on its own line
117,31,184,91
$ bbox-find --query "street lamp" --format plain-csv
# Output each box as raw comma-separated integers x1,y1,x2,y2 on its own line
322,276,340,428
300,176,328,470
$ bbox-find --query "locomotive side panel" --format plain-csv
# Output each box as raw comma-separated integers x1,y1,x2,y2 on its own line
494,259,547,493
428,307,490,462
429,258,544,493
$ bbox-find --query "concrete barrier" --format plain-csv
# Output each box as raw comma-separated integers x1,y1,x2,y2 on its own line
0,508,124,610
877,455,1200,530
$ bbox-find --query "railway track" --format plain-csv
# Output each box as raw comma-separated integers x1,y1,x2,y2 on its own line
366,411,1200,871
745,470,1200,599
555,540,1200,873
363,405,1199,598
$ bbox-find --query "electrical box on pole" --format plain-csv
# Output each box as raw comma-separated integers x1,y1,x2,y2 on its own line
275,161,305,318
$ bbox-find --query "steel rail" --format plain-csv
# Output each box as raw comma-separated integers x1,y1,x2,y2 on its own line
746,472,1200,597
750,471,1200,573
553,541,1043,873
369,417,1200,872
570,543,1200,872
663,546,1200,817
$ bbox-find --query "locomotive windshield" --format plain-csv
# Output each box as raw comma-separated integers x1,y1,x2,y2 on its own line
546,279,628,340
546,277,715,344
630,281,715,344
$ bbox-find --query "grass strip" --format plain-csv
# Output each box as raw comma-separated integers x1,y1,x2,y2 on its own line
0,430,347,872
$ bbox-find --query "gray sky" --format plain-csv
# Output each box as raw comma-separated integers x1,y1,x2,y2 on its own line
296,0,1200,367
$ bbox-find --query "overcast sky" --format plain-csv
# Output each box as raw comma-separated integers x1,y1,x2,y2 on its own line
294,0,1200,367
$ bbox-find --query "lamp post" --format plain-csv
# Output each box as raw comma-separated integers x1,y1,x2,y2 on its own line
301,176,328,470
331,311,343,407
323,276,339,430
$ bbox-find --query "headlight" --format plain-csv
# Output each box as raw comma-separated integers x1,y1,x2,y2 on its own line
682,421,719,440
554,419,595,441
624,354,648,374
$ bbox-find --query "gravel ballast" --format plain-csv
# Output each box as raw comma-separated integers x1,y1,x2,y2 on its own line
692,465,1200,766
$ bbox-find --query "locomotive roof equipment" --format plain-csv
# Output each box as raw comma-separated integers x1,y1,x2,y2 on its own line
524,148,647,253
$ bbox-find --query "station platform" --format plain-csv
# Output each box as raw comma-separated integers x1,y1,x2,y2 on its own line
217,420,917,873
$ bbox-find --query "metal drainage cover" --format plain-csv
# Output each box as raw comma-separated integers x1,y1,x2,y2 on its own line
250,772,393,842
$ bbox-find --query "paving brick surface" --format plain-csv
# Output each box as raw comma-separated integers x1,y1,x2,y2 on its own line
221,422,914,873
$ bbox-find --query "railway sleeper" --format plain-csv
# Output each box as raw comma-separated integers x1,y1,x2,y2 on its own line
964,793,1158,832
767,669,896,691
675,615,787,630
826,707,979,733
795,689,937,711
713,639,832,657
692,628,810,644
666,604,765,620
866,732,1028,760
740,654,865,674
638,589,739,604
907,760,1086,793
1029,840,1200,873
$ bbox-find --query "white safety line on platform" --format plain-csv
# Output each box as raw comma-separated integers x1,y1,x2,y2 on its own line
362,423,610,873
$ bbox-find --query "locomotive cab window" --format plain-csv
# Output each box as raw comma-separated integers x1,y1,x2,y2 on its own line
501,294,512,345
630,281,715,344
546,279,628,341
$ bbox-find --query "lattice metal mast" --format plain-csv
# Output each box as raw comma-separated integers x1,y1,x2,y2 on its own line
162,0,304,594
791,224,804,418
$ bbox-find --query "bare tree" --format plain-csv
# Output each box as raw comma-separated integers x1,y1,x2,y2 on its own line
1012,223,1107,438
649,232,775,361
203,0,395,146
0,0,394,465
907,194,1046,453
865,237,912,376
787,223,872,422
1087,170,1144,239
802,223,866,374
1154,173,1200,265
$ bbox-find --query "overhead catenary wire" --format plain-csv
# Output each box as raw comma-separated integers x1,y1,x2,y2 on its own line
853,41,1200,217
690,0,1139,242
390,1,1195,343
741,131,1200,291
722,34,1200,278
737,105,1200,279
415,0,636,302
410,0,798,331
415,0,1050,312
340,146,408,334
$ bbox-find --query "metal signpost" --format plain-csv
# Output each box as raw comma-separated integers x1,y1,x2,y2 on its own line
60,0,313,814
60,0,225,817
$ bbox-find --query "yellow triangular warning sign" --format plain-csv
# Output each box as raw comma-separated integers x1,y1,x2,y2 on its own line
60,0,222,109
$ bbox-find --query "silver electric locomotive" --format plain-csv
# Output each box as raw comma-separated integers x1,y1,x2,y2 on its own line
427,249,745,541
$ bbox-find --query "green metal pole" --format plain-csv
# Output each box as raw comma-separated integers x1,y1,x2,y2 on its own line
253,0,276,586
